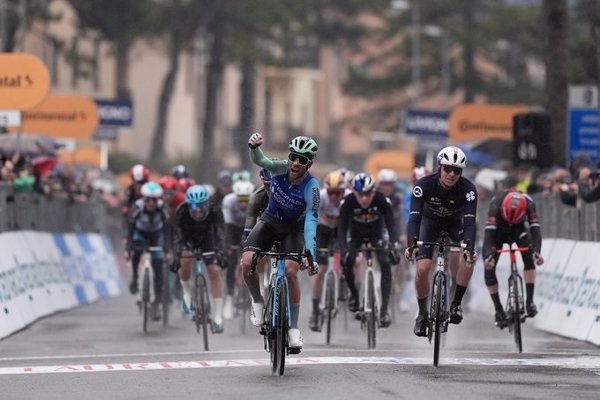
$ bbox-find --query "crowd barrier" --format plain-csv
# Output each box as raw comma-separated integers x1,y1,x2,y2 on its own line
0,231,123,340
468,237,600,346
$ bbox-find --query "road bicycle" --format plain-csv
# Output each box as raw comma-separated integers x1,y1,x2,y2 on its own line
497,243,529,353
250,243,304,376
136,246,163,334
182,249,215,351
317,247,344,344
350,241,388,350
412,235,471,367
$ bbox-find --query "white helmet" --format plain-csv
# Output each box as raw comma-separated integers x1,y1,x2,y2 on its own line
140,182,163,198
377,168,398,183
233,180,255,200
437,146,467,169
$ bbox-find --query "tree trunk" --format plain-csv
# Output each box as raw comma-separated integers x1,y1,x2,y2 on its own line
200,25,224,180
462,0,476,103
149,41,181,165
238,57,256,169
115,41,131,100
542,0,568,166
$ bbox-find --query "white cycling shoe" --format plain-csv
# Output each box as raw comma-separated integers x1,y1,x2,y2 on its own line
287,328,303,350
250,302,265,326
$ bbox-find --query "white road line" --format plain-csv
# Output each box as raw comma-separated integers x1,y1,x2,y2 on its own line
1,356,600,376
0,348,590,362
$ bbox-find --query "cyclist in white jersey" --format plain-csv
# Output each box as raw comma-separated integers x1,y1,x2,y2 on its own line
308,170,351,331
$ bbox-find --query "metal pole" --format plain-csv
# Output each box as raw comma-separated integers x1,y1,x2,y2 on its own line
18,0,26,51
411,0,421,103
441,31,450,106
0,0,7,51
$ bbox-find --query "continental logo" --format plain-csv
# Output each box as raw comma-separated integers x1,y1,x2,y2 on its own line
0,75,34,87
449,104,530,142
22,111,88,122
458,120,511,133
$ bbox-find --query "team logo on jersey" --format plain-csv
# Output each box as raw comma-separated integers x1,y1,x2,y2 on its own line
466,191,475,201
413,186,423,198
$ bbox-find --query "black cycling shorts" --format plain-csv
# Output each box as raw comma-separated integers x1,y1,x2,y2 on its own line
488,228,535,270
416,216,463,261
243,213,304,262
178,233,224,269
316,224,336,265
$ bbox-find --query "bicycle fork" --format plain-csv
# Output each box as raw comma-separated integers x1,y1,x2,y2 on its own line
506,271,525,323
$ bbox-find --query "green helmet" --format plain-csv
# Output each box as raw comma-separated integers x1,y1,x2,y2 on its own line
289,136,318,159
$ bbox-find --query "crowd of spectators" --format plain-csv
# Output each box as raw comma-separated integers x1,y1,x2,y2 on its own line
0,151,119,207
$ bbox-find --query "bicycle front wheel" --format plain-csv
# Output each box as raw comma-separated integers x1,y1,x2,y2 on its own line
275,279,288,376
196,276,210,351
510,276,523,353
325,271,335,345
366,272,376,349
142,269,150,334
162,264,170,327
432,274,444,367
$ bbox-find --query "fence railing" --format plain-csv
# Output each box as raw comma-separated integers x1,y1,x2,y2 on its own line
0,182,119,235
532,194,600,242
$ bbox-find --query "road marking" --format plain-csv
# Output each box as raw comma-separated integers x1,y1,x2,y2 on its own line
1,356,600,375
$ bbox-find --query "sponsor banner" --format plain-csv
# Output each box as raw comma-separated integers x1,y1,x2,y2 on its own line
404,108,449,138
448,104,530,142
0,110,21,127
0,53,50,110
59,146,101,167
18,95,99,139
95,99,133,127
364,150,415,180
534,239,576,333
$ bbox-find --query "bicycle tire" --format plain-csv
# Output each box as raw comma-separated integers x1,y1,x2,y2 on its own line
325,271,335,345
433,274,443,367
510,276,523,353
269,282,279,375
162,264,170,327
367,272,376,349
276,279,288,376
142,269,150,334
199,277,210,351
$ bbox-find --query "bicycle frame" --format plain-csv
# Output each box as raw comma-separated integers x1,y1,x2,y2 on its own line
250,247,303,376
497,244,529,353
414,237,467,366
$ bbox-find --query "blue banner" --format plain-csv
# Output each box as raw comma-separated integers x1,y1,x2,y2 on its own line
568,108,600,163
95,99,134,127
404,108,449,138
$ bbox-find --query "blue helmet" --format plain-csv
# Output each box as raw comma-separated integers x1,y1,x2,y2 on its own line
259,168,272,184
352,173,375,193
186,185,210,221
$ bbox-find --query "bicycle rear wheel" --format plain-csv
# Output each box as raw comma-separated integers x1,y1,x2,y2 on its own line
366,272,376,349
142,269,150,334
325,271,335,344
510,276,523,353
269,282,280,375
432,274,444,367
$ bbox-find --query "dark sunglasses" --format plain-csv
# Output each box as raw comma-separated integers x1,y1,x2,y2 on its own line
442,165,463,175
144,197,158,203
288,153,310,166
356,190,374,198
327,190,344,196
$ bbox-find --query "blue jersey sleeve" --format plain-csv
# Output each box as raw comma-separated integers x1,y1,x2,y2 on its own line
303,177,320,260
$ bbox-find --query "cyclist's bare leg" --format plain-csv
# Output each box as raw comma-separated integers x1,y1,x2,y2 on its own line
240,250,263,303
524,269,535,285
178,250,194,308
453,253,473,302
207,263,224,323
415,258,433,316
256,257,268,299
285,260,301,328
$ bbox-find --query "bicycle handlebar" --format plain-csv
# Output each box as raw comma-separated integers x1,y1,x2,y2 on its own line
249,250,307,274
496,247,531,254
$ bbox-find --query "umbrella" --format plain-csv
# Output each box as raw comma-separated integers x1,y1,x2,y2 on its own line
0,133,64,157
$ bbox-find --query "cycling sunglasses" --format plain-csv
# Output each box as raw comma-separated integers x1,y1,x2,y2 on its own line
144,197,158,203
188,202,208,211
288,153,310,166
442,165,463,175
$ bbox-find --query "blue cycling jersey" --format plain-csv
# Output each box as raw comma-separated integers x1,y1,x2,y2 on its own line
249,147,320,259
